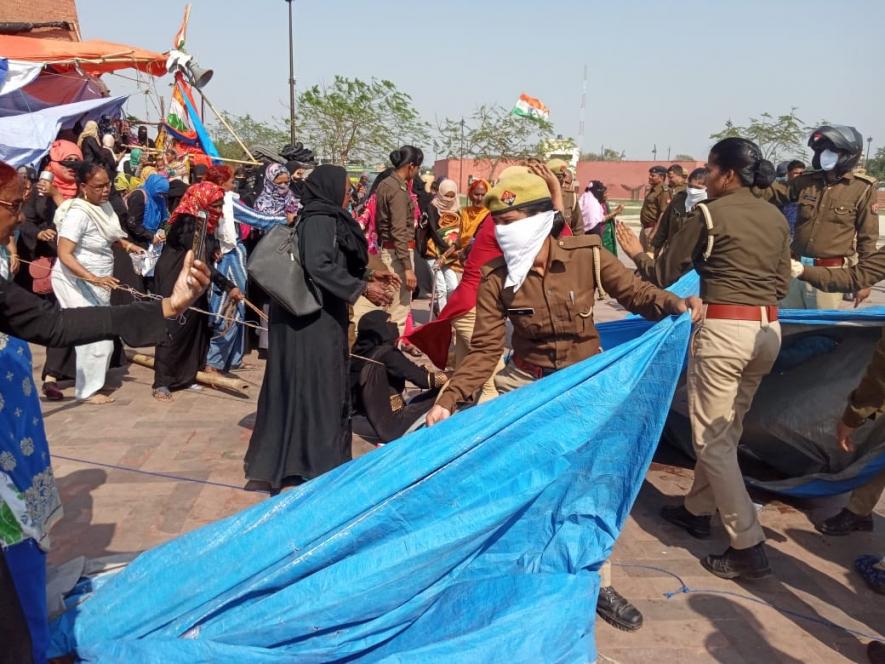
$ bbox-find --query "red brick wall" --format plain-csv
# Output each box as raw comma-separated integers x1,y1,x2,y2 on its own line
433,158,707,200
0,0,80,40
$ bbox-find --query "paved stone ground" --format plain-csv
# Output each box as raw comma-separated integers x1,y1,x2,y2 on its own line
32,235,885,663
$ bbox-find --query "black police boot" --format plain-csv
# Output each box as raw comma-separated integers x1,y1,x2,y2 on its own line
596,586,643,631
660,504,712,539
816,508,874,536
701,543,771,581
868,641,885,664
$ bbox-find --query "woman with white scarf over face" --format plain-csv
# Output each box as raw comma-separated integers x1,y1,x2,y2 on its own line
423,178,463,314
424,163,702,632
51,161,146,404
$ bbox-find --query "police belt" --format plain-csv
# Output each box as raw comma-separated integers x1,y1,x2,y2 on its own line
705,304,778,323
512,355,558,380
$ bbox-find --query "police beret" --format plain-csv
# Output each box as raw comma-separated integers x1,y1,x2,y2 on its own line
546,158,569,174
649,165,667,175
485,170,551,213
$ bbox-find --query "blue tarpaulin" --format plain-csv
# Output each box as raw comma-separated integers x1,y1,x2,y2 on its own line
0,95,127,168
50,311,692,663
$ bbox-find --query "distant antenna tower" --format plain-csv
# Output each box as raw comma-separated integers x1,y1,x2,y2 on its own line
577,64,588,153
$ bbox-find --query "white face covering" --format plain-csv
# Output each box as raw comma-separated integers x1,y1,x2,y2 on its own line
494,210,555,292
685,186,707,212
819,149,839,172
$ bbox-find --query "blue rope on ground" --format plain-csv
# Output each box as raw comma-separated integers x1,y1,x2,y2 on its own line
614,562,884,642
50,453,269,494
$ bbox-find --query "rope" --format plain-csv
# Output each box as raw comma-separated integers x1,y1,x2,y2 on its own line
612,561,884,642
50,452,270,494
14,257,268,333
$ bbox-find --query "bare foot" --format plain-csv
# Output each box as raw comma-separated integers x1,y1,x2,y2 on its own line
84,394,115,405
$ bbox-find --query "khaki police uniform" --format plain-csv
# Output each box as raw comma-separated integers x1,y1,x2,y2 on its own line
652,189,691,253
639,182,670,253
781,170,879,310
437,232,682,585
633,187,791,550
800,248,885,516
352,173,415,333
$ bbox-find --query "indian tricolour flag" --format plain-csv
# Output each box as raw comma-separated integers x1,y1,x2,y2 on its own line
511,93,550,121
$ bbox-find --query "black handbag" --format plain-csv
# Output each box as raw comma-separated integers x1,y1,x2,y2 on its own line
247,221,323,317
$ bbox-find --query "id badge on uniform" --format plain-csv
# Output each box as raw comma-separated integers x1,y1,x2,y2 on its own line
507,307,535,317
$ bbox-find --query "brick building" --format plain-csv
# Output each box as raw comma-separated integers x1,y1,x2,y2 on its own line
0,0,80,41
433,158,706,200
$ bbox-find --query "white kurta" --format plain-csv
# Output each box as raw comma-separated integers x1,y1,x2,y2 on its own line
51,207,115,400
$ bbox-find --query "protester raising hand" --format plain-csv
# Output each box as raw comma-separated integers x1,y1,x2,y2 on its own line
615,221,644,258
527,161,564,215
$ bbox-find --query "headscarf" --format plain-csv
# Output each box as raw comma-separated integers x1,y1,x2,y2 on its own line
114,172,142,193
461,178,491,243
301,164,368,267
169,181,225,233
138,174,170,232
206,165,234,187
431,178,460,213
77,120,100,148
47,140,82,199
352,310,399,359
255,163,299,216
129,148,143,169
139,166,158,181
101,134,116,149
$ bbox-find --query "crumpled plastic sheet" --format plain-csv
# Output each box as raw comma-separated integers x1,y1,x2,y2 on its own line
49,312,691,663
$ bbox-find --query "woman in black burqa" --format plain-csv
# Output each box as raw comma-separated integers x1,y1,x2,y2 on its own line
350,310,447,444
245,165,397,491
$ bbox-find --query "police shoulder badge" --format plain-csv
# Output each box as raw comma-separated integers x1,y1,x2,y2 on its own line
501,190,517,206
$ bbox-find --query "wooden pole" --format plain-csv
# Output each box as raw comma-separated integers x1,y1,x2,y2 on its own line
195,88,257,163
128,352,250,393
135,145,259,166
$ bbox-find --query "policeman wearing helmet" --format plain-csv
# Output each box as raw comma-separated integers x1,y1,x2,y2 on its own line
780,125,879,310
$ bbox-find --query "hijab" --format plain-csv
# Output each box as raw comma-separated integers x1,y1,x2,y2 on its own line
47,140,82,199
129,148,143,169
301,164,368,268
352,310,399,359
169,182,225,233
431,178,460,213
255,163,299,216
138,174,170,232
77,120,100,148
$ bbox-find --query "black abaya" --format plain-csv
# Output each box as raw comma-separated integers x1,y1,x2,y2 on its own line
246,212,367,485
152,214,234,391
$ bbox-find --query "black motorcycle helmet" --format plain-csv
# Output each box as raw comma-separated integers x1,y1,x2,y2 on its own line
807,125,863,174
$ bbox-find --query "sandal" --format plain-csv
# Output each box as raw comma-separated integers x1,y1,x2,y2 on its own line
152,387,174,402
42,382,64,401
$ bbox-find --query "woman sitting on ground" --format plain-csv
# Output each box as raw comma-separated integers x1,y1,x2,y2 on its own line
351,310,448,444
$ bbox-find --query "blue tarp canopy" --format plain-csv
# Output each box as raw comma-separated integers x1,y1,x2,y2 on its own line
0,95,127,168
50,310,692,662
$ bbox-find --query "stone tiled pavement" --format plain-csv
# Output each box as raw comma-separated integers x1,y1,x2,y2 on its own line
31,267,885,663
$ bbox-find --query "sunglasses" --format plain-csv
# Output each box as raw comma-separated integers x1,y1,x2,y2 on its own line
0,198,23,215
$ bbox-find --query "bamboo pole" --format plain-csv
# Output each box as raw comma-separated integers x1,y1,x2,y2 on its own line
128,352,250,393
136,145,260,166
195,88,257,163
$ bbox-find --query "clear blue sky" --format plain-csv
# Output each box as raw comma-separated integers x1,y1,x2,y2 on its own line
80,0,884,162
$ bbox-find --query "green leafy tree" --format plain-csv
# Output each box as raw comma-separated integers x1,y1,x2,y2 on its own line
673,153,695,161
297,76,429,166
435,105,554,178
710,109,808,162
580,148,625,161
210,113,289,161
866,146,885,181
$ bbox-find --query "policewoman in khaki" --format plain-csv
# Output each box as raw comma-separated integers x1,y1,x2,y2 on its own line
352,146,423,334
781,124,879,310
634,138,791,581
424,167,701,632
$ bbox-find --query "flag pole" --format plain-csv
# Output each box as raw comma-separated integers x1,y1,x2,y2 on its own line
194,88,257,163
